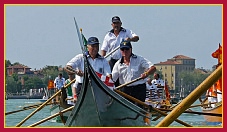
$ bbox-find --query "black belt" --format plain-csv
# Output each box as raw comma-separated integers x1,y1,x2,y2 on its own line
124,83,146,88
217,92,222,94
110,58,119,61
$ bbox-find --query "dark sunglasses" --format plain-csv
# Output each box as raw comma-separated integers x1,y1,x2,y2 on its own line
120,48,129,51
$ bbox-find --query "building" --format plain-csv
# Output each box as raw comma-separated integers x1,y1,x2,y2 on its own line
154,55,195,91
6,64,32,76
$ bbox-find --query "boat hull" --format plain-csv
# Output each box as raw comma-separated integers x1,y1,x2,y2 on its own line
39,99,47,103
65,59,150,127
50,104,71,123
201,100,222,123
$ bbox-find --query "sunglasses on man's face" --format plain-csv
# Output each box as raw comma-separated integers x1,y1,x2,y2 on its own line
120,48,129,51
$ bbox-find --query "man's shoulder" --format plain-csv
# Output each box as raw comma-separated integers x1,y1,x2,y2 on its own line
76,54,84,57
104,31,114,37
151,79,156,82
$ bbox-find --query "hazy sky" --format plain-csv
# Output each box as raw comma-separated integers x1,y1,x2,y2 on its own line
5,5,222,70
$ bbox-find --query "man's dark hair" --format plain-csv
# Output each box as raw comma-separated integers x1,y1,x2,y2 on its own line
155,73,160,78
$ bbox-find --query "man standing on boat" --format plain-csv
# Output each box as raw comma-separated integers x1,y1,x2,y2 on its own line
64,37,112,103
151,73,164,88
101,16,139,71
111,40,156,108
54,73,66,90
63,73,75,106
146,78,161,102
54,73,65,102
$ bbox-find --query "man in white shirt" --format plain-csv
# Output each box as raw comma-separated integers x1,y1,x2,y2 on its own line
112,40,156,108
65,37,112,103
54,73,65,102
54,73,65,90
101,16,139,71
151,73,164,87
146,78,161,102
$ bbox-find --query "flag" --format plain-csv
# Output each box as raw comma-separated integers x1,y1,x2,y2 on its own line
164,82,171,101
216,78,222,92
207,85,217,97
81,33,88,51
218,43,222,65
96,72,115,90
212,43,222,65
48,80,54,89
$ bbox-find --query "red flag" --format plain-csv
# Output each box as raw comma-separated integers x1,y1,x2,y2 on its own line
48,80,54,89
216,78,222,92
96,72,115,89
207,85,217,97
164,82,171,101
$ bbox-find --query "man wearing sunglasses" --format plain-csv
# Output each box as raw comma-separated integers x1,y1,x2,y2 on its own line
112,40,156,108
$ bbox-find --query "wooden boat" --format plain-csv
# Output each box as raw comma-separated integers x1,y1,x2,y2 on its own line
201,98,222,123
145,83,171,116
49,103,71,123
170,97,180,104
40,81,72,124
200,44,222,124
65,56,150,127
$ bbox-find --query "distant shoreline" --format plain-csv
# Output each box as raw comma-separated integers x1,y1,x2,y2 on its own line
6,95,43,99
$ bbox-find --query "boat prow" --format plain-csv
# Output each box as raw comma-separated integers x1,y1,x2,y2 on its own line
65,56,150,127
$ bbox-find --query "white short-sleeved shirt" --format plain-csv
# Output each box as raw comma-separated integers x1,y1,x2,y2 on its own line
146,83,158,92
101,28,138,60
151,79,164,86
112,54,153,86
54,77,65,89
66,53,111,83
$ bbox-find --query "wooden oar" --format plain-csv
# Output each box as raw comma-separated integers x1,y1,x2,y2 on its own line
5,102,53,115
157,108,222,117
113,77,191,126
104,45,120,58
114,89,192,127
28,106,74,127
114,77,143,90
156,65,222,127
15,78,76,127
188,102,215,108
151,100,180,121
201,97,208,104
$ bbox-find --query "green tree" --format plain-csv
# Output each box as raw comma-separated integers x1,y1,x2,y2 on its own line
5,60,11,76
32,76,44,89
6,76,17,93
178,70,210,96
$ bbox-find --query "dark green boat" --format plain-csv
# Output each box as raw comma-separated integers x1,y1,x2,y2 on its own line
65,56,150,127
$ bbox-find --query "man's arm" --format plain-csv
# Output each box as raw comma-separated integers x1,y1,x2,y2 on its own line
130,36,139,42
101,50,107,57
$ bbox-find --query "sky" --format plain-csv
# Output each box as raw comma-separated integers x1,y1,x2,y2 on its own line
5,5,222,70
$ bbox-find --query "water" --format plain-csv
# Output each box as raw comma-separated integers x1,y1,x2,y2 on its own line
5,99,64,127
4,99,221,128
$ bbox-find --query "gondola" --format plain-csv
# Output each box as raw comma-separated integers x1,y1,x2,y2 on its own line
65,55,151,127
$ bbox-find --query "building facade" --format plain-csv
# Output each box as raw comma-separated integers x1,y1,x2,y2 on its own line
154,55,195,92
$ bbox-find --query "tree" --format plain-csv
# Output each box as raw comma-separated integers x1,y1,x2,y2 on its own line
178,70,210,96
5,60,11,76
6,76,17,93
